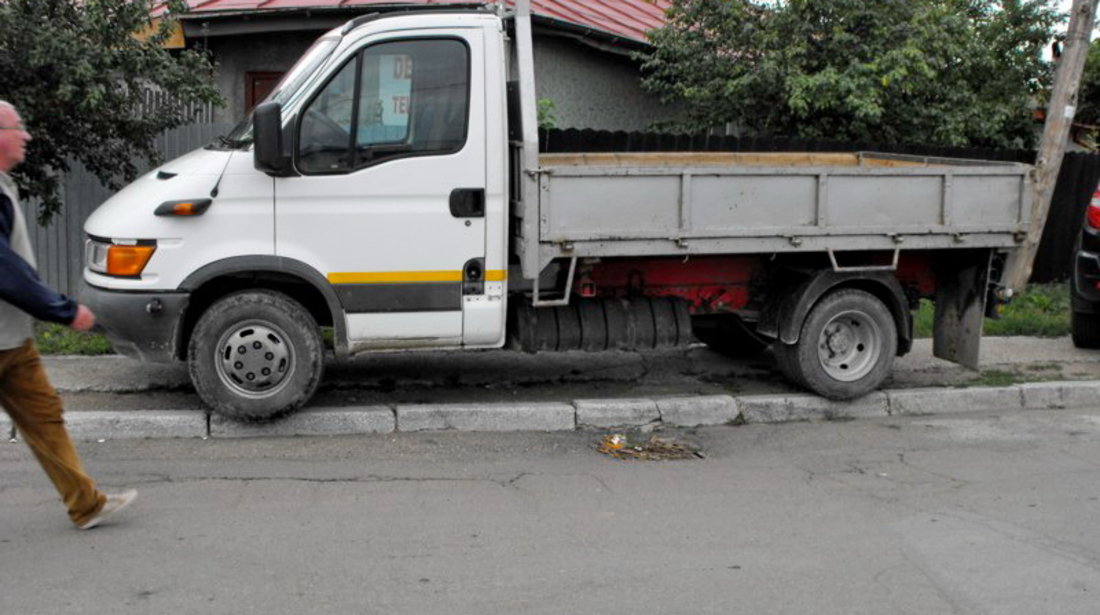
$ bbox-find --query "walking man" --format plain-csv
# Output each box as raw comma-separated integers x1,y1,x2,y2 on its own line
0,100,136,529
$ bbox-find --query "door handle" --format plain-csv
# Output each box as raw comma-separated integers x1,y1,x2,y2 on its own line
450,188,485,218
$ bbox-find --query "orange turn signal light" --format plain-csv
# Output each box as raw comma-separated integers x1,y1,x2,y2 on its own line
155,198,212,217
106,245,156,277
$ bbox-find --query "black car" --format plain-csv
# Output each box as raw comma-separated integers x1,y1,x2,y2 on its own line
1072,184,1100,347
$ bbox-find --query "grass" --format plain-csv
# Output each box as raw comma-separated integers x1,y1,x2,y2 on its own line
913,282,1070,338
33,322,114,356
962,369,1021,388
954,365,1073,388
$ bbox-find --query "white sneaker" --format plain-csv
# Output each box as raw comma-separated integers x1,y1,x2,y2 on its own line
78,489,138,530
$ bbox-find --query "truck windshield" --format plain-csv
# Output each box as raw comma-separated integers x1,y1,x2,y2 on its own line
215,36,341,149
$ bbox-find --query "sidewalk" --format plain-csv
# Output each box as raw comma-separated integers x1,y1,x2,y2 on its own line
6,336,1100,440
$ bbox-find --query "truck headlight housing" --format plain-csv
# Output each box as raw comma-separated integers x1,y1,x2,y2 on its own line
85,237,157,277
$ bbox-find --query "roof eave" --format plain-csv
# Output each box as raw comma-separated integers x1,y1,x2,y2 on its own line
531,16,650,53
175,6,653,50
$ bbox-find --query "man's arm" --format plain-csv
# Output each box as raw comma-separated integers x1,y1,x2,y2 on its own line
0,194,78,324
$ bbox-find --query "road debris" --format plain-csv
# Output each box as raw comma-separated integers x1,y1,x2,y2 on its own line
597,433,703,461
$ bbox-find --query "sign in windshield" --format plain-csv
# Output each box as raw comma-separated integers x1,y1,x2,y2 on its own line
379,54,412,130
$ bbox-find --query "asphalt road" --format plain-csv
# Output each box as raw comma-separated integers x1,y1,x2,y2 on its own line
3,406,1099,614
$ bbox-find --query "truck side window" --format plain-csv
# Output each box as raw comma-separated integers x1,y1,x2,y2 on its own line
297,38,469,175
299,59,357,173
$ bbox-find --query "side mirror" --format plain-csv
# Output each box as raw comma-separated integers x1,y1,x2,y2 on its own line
253,102,293,176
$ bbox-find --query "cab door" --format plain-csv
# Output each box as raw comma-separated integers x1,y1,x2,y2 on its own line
274,32,487,349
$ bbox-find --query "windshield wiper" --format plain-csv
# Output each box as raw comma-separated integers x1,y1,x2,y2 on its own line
210,134,251,150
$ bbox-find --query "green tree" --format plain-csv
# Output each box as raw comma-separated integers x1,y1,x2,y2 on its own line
1076,39,1100,143
641,0,1060,148
0,0,221,222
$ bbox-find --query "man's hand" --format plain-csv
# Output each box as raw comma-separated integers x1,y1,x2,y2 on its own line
70,304,96,332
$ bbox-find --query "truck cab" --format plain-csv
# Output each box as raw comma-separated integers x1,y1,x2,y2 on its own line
83,10,512,417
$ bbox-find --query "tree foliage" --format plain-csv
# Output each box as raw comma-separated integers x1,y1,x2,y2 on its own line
641,0,1061,148
1076,40,1100,137
0,0,221,222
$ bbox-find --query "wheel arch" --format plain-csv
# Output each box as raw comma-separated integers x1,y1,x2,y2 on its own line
758,269,913,356
177,256,348,361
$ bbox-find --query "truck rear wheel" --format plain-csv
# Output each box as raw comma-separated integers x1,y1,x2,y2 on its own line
774,288,896,400
188,290,325,421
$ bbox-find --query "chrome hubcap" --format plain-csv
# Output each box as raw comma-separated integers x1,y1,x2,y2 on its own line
214,321,294,397
816,310,882,382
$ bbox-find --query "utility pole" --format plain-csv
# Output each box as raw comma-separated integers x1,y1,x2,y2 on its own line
1004,0,1100,292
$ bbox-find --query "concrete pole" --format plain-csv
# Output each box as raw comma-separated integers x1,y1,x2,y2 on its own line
1005,0,1100,292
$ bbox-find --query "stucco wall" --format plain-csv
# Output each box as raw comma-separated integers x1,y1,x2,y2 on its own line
207,31,321,125
204,28,675,131
532,36,676,131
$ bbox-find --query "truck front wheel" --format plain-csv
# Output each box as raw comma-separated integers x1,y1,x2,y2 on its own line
774,288,897,400
188,290,325,421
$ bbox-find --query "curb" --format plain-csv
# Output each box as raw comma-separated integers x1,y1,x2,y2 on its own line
4,380,1100,442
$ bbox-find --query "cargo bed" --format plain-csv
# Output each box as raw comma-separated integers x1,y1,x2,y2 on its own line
513,151,1032,276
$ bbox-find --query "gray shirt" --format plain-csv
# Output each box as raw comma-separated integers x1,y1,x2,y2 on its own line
0,173,76,349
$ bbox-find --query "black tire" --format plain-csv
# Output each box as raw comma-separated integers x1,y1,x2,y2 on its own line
772,340,804,388
780,289,897,400
1072,310,1100,349
692,315,770,358
188,290,325,421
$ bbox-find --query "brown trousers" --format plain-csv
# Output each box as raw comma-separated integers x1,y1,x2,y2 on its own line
0,339,105,526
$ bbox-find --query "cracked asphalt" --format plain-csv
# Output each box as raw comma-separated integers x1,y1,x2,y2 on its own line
3,406,1099,614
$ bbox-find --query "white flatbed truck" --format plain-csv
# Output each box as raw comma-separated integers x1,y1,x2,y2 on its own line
81,1,1033,419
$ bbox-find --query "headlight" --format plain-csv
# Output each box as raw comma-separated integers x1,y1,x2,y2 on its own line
85,238,109,273
85,238,157,277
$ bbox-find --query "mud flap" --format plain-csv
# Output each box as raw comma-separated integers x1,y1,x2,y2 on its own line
933,250,993,369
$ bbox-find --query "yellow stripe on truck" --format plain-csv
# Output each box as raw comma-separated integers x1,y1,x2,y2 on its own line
328,270,507,284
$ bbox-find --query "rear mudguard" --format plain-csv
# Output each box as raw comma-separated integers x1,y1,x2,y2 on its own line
757,269,913,356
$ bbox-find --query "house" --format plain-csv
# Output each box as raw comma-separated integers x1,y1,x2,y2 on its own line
154,0,675,131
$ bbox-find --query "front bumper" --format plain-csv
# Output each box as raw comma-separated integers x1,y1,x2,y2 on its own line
79,281,189,363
